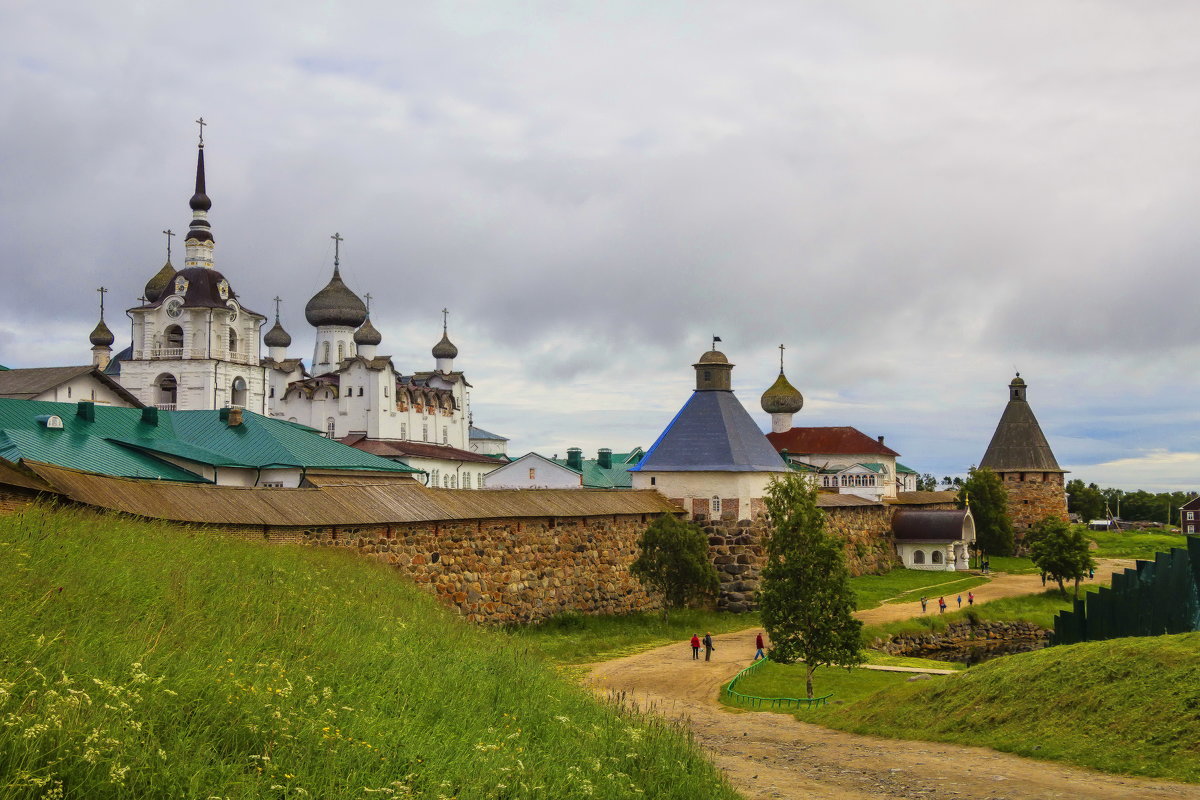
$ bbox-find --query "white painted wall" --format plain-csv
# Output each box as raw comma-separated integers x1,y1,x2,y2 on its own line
484,455,581,489
631,470,779,521
37,375,137,407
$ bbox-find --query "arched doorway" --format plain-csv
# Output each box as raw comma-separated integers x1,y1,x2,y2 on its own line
155,373,178,409
230,376,248,408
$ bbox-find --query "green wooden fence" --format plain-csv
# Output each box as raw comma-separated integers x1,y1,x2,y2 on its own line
1053,536,1200,645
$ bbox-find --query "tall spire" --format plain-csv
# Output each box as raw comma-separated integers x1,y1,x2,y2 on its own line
184,118,214,269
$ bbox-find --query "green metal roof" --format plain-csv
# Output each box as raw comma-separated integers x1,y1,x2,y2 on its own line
895,462,917,474
550,457,635,489
858,462,885,474
0,399,419,481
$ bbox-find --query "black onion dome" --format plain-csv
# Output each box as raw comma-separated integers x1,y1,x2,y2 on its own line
304,267,367,327
89,318,115,347
432,331,458,359
144,260,175,303
189,146,212,211
263,319,292,348
354,316,382,346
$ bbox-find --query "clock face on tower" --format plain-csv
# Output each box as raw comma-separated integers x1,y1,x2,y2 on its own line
165,298,183,318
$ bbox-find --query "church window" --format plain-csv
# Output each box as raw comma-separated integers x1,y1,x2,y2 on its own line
156,374,178,408
228,329,238,354
442,426,448,444
269,387,274,398
442,474,450,488
165,325,184,350
932,550,944,565
463,473,472,489
711,496,721,515
450,474,457,489
325,418,335,438
422,424,428,441
430,469,438,486
913,550,926,565
338,343,345,362
358,387,363,397
322,342,331,364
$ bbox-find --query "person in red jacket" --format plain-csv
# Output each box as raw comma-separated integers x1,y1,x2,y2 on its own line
938,596,947,614
754,632,765,660
690,633,701,660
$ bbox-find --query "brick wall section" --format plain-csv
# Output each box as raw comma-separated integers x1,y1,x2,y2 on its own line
211,514,660,624
1001,472,1068,534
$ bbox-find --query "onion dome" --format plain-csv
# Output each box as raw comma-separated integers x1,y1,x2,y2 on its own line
1010,372,1026,387
264,318,292,348
89,318,115,347
304,266,367,328
144,260,175,303
432,330,458,359
354,315,382,346
760,372,804,415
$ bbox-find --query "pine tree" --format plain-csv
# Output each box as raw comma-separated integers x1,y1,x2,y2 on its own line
629,513,720,620
958,466,1015,557
760,474,863,698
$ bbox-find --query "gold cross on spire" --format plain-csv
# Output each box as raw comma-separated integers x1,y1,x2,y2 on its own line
162,229,174,262
195,117,206,146
331,232,343,267
97,286,107,319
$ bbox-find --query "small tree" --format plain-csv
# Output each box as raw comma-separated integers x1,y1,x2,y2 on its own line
1028,515,1095,599
760,473,863,698
916,473,938,492
629,513,719,620
958,466,1015,557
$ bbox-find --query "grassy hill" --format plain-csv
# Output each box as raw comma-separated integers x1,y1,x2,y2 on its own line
824,632,1200,783
0,504,739,800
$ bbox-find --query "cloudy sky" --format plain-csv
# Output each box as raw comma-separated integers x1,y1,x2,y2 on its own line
3,1,1200,489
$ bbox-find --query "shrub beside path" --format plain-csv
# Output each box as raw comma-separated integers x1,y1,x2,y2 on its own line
585,558,1199,800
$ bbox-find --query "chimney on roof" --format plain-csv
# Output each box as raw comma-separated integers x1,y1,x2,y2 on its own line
878,435,885,445
76,401,95,422
141,406,159,426
566,447,583,471
226,407,243,427
597,448,612,469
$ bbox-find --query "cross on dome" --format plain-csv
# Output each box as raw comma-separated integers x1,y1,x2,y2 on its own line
195,116,206,147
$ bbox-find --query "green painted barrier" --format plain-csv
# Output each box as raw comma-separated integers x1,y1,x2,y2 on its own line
722,657,833,710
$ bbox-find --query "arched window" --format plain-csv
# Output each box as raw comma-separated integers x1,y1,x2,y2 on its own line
322,342,330,364
442,426,448,444
931,550,944,565
155,374,178,408
325,417,335,438
337,342,345,362
463,473,472,489
230,376,247,408
430,469,439,486
711,496,721,515
228,328,238,355
913,550,926,565
164,325,184,351
442,473,449,488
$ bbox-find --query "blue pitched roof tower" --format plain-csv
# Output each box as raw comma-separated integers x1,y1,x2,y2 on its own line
631,346,786,522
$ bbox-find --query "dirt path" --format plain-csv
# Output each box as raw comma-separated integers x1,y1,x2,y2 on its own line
586,561,1199,800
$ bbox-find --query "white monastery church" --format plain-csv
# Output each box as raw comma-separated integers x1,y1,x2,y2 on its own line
93,129,503,488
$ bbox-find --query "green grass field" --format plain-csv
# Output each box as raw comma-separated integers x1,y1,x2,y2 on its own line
1086,529,1191,559
850,569,989,610
722,661,917,717
983,555,1040,574
861,586,1100,643
0,505,738,800
823,633,1200,783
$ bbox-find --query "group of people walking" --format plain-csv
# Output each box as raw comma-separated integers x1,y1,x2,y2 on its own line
689,631,767,661
919,591,974,614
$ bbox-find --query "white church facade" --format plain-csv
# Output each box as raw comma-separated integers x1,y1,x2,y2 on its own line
91,130,502,488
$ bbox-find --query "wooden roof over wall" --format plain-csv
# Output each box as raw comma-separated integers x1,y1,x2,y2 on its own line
23,462,682,527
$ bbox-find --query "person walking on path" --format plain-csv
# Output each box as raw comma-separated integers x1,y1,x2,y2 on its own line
956,594,962,608
703,632,715,662
690,634,701,660
754,632,765,660
967,591,974,606
938,596,946,614
920,596,928,614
